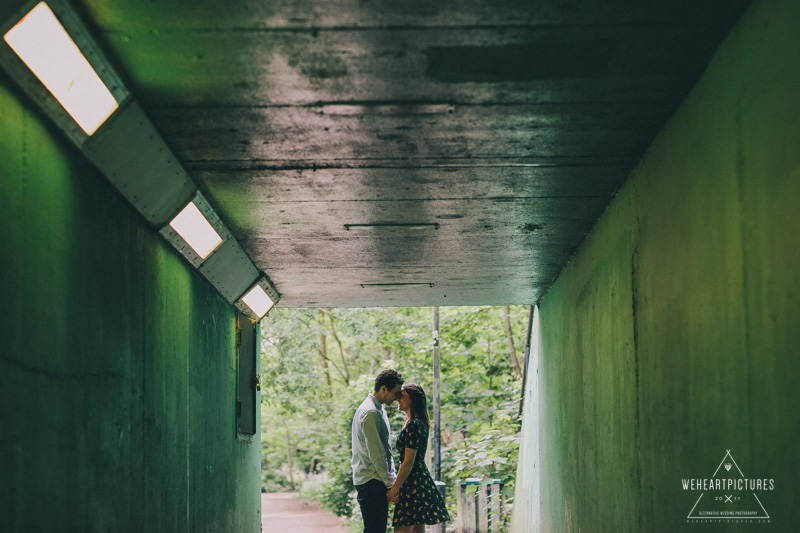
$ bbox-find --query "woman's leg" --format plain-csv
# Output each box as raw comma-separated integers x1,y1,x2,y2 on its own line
411,525,425,533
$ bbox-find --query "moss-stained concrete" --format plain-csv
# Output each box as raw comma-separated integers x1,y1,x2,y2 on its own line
0,79,260,531
512,0,800,530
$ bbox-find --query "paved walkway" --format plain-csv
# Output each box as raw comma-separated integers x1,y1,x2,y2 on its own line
261,492,347,532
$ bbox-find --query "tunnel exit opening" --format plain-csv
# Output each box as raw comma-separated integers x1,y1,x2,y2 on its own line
256,305,537,532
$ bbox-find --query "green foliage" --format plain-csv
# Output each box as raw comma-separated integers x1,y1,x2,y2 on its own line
316,376,371,517
259,306,528,530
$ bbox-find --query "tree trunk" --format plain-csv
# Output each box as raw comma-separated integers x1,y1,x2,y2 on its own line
504,305,523,380
285,430,296,491
317,309,349,384
370,344,379,375
327,312,351,385
319,311,333,399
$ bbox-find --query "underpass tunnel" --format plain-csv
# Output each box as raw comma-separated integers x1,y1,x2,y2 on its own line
2,0,799,531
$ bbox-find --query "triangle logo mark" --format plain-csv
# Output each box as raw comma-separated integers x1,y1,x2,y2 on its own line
685,450,771,521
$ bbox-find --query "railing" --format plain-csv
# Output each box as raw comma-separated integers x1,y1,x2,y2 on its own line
456,478,504,533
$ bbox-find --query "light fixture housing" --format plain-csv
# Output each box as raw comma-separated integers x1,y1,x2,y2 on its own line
170,201,223,260
0,0,129,145
82,99,196,227
235,277,280,320
198,238,260,304
160,191,231,267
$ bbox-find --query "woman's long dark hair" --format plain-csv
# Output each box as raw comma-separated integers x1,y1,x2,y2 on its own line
403,383,430,428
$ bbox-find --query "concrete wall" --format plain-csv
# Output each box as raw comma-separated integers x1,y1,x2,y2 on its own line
512,0,800,530
510,307,541,532
0,77,261,530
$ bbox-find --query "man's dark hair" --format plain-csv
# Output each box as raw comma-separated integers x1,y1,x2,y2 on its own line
374,368,404,392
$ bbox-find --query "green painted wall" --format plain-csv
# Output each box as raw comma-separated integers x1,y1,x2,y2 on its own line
0,78,261,531
512,0,800,530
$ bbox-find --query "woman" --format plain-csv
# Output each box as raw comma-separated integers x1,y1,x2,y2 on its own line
387,384,450,532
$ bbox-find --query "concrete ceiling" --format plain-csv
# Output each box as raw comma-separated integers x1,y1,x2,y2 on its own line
79,0,748,307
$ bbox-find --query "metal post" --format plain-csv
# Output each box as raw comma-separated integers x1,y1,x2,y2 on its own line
432,307,444,533
457,481,466,532
433,306,441,481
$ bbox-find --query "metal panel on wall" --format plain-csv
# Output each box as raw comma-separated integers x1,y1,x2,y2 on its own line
237,313,257,436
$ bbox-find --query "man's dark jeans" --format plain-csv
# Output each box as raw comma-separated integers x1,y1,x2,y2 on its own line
355,478,389,533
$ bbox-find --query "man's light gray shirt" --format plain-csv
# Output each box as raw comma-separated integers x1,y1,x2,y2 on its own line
351,394,396,488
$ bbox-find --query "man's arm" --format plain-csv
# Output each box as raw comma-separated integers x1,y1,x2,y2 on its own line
361,410,394,488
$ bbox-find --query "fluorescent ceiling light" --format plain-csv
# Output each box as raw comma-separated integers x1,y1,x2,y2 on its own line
234,276,280,319
169,201,223,260
241,285,275,318
4,2,118,135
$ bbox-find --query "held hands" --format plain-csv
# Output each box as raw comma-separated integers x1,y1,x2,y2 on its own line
387,486,400,503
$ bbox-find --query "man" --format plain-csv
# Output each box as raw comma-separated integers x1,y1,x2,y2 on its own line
351,369,404,533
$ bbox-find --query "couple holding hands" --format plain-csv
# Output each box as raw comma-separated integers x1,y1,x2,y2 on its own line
351,369,450,533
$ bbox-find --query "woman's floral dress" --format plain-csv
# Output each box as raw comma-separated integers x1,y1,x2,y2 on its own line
392,418,451,527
